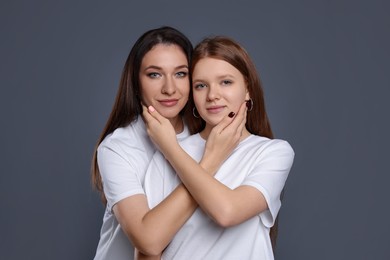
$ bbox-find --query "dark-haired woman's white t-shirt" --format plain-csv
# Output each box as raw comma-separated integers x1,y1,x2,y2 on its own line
144,133,294,260
94,117,189,260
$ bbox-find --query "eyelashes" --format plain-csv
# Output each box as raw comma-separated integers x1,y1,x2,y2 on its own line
193,80,234,89
194,83,207,89
147,71,188,79
147,72,160,78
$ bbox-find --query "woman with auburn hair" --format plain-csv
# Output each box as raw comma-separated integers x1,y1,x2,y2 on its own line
92,28,245,260
143,36,294,259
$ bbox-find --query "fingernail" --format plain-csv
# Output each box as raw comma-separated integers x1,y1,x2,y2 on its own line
228,112,235,118
148,106,155,112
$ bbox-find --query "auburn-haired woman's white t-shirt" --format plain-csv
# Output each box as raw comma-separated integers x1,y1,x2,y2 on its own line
144,133,294,260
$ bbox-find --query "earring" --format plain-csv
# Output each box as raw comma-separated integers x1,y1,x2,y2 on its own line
193,107,200,118
246,99,253,111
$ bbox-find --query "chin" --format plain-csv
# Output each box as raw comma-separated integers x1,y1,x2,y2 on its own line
156,104,185,118
160,110,183,119
204,119,221,127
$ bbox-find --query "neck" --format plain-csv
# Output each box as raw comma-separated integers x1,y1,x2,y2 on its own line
169,116,184,134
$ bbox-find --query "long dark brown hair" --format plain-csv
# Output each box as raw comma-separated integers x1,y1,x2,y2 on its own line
185,36,281,250
91,26,193,205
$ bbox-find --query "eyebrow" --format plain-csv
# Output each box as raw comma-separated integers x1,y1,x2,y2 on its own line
193,74,236,82
216,74,235,79
143,65,188,71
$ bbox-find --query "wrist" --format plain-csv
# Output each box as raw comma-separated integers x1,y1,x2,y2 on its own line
163,142,182,163
200,158,220,176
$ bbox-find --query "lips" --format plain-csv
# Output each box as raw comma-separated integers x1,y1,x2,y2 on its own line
159,99,179,107
206,105,225,114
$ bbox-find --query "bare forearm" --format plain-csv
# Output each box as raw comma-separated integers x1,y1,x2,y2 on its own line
139,184,197,254
137,149,232,254
163,144,232,219
163,142,268,227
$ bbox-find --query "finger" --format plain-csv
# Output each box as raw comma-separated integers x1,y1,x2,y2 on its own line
211,101,246,134
146,105,167,124
142,105,154,125
222,101,247,132
210,101,248,135
211,112,236,134
142,105,165,129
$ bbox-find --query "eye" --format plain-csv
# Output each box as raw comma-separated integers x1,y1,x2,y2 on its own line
221,80,232,86
176,71,188,78
194,83,207,89
147,72,161,78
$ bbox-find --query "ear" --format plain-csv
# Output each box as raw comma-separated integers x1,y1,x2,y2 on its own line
245,90,250,100
244,81,250,99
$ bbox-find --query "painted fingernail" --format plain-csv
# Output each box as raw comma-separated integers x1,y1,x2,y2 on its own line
148,106,155,112
228,112,235,118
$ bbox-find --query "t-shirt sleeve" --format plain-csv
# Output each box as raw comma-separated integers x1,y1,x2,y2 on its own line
144,151,166,209
242,140,295,227
97,141,146,212
144,151,181,209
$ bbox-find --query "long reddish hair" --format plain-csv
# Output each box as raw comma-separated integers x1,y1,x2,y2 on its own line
185,36,281,250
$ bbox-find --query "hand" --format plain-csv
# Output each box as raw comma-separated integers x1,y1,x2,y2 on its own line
142,105,179,154
201,101,247,174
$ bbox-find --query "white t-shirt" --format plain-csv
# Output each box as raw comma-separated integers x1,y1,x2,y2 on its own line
94,117,189,260
144,133,294,260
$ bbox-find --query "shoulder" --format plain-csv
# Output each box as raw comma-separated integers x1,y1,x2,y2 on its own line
269,138,294,157
244,135,295,158
98,117,150,153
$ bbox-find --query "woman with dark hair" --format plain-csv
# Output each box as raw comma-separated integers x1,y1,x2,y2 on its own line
92,28,245,260
143,36,294,259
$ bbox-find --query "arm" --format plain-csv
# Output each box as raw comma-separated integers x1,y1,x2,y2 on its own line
98,138,196,256
104,109,245,257
112,185,195,256
157,153,268,227
144,102,271,227
135,249,161,260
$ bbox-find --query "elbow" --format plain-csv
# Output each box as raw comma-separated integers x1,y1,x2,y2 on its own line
214,216,236,228
133,240,164,257
123,229,165,256
136,246,162,257
211,205,237,228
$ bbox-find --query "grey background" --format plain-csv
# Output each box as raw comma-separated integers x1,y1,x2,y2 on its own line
1,0,389,259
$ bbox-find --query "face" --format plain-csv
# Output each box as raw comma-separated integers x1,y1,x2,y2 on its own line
192,57,249,129
139,44,190,120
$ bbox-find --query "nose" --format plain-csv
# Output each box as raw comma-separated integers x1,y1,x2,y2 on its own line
207,84,220,101
161,76,176,95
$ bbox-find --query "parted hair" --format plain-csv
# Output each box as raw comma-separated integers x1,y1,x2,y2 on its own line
91,26,193,205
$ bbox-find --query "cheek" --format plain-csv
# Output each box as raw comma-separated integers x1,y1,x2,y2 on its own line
193,92,203,108
181,78,190,89
182,83,190,96
140,85,156,105
228,92,246,110
140,88,152,102
139,78,148,96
